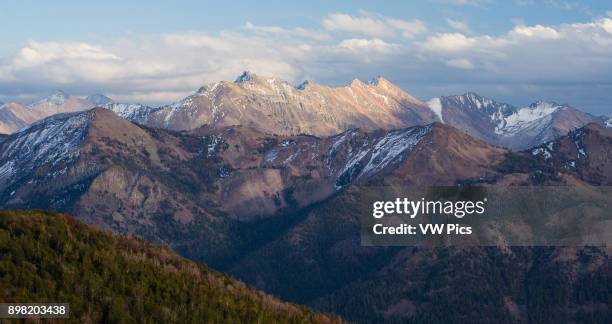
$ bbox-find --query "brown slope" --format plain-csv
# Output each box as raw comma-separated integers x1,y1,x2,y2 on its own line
380,123,508,185
226,124,612,322
524,123,612,185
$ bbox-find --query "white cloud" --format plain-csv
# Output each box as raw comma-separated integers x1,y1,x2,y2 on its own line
419,33,480,52
509,25,561,39
322,12,427,38
446,58,474,69
446,19,471,34
243,22,331,41
0,24,405,104
0,33,305,102
1,12,612,114
338,38,399,53
417,17,612,84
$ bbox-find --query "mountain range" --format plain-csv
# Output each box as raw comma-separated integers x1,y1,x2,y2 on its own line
1,106,610,322
1,72,609,149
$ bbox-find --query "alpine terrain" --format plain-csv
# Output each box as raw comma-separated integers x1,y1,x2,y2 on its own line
1,107,610,322
427,92,609,149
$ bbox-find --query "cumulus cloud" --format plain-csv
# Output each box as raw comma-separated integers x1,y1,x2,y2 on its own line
446,19,471,34
417,17,612,83
0,33,306,103
0,11,611,115
243,22,331,41
322,12,427,38
446,58,474,69
0,23,403,103
338,38,398,53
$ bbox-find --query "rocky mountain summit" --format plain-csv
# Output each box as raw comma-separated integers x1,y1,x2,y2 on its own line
427,92,608,149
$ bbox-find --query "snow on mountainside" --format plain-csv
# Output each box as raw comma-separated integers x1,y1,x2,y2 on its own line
333,125,431,187
102,102,160,124
427,93,605,149
85,94,113,106
0,106,438,222
0,77,606,150
495,101,561,137
33,90,69,106
0,111,94,188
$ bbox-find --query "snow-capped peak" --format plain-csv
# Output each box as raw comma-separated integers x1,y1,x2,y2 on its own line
85,94,113,106
35,90,69,106
458,92,494,109
606,117,612,128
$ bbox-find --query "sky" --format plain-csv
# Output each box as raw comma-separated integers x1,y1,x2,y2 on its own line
0,0,611,115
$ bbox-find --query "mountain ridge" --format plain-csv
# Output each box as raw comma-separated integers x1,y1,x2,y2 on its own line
427,92,609,149
0,74,609,147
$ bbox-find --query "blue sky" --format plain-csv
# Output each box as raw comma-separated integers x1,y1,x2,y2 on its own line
1,0,611,115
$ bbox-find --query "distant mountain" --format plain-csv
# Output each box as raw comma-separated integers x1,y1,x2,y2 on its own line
29,90,92,115
0,103,30,134
427,92,607,149
0,91,158,134
140,71,437,136
1,108,610,322
85,93,113,106
0,210,341,323
0,91,94,133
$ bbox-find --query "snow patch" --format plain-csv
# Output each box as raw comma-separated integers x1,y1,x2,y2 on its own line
426,97,444,123
104,102,158,123
360,126,430,177
335,125,431,188
532,147,552,160
0,111,93,186
495,101,560,136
